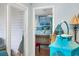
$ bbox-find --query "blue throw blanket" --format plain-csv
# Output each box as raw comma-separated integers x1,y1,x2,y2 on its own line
0,50,8,56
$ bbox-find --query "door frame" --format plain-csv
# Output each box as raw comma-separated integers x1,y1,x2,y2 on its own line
33,6,55,56
6,3,28,56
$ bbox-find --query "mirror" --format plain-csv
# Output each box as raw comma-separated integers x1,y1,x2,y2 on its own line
34,7,53,56
10,6,24,56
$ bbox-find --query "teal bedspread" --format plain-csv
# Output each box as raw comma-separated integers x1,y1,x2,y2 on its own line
0,50,8,56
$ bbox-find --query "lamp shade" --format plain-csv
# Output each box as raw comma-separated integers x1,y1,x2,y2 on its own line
70,16,79,25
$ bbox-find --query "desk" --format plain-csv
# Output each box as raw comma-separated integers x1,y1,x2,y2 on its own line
35,35,50,54
36,42,49,53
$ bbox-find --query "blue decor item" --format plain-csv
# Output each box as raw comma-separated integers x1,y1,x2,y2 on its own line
49,35,79,56
0,38,8,56
49,21,79,56
0,50,8,56
0,38,6,49
54,24,64,35
54,21,69,35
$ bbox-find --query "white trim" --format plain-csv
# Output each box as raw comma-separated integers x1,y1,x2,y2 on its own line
52,6,55,33
33,6,55,56
33,8,35,56
6,4,11,56
24,7,28,56
33,6,54,10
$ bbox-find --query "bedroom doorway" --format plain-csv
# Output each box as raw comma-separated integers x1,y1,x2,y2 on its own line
33,6,54,56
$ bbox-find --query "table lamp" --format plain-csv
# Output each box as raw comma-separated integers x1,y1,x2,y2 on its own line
70,15,79,44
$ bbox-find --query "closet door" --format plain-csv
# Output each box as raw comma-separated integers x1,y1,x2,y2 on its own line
9,5,25,56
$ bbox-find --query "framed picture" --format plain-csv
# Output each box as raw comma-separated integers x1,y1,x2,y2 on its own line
39,16,50,25
36,16,52,35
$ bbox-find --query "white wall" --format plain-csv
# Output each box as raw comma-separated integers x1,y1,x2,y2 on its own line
0,4,6,40
27,3,79,56
0,4,7,48
32,3,79,30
